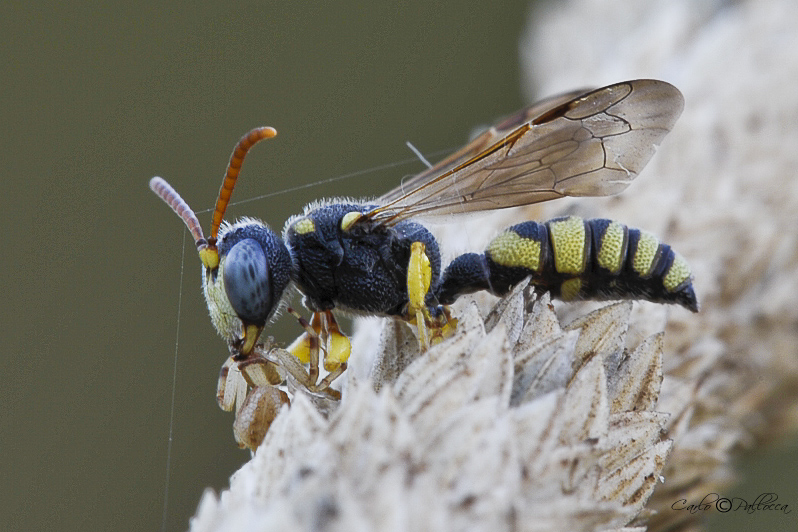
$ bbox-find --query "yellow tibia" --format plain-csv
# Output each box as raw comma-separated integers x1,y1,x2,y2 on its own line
324,330,352,370
407,242,432,311
407,242,432,349
287,332,314,364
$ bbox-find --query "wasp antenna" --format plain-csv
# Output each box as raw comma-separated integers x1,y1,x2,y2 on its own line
210,127,278,240
149,176,207,248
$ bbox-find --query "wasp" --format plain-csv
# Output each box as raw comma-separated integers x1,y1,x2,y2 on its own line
151,79,695,448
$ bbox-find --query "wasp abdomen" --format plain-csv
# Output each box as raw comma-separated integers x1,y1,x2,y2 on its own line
435,216,697,312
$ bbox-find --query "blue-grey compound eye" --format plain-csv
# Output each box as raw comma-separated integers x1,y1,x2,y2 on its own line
223,238,272,324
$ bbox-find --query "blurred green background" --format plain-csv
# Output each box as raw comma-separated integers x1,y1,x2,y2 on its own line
2,2,528,531
1,2,796,531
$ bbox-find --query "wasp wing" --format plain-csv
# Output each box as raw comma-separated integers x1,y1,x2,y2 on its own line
380,87,592,200
369,80,683,225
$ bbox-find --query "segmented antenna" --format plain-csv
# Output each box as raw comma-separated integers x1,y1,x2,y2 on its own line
150,177,207,248
210,127,277,241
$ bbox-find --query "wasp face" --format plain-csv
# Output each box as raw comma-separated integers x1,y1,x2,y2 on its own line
203,220,293,351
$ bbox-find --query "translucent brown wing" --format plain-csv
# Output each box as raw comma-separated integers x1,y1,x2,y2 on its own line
368,79,684,225
380,87,592,200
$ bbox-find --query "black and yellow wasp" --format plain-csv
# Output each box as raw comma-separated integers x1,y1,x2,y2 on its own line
151,79,695,441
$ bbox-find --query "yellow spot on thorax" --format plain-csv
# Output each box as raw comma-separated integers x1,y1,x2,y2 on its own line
291,217,316,235
340,211,363,231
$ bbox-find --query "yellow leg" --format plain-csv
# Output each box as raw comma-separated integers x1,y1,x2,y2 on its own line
286,308,350,397
429,307,458,346
406,241,460,350
320,311,352,371
407,242,433,350
286,309,322,385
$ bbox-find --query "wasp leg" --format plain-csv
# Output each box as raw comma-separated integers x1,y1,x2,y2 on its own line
406,242,460,349
310,360,346,401
428,306,458,346
286,308,349,398
319,310,351,371
286,309,323,385
406,241,433,349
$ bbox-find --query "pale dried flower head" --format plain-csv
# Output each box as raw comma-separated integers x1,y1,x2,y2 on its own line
190,1,798,530
521,0,798,530
194,286,678,532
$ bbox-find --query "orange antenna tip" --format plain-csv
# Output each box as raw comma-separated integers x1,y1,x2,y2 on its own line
209,127,278,240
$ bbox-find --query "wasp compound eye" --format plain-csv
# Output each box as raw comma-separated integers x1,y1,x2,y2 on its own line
223,238,273,324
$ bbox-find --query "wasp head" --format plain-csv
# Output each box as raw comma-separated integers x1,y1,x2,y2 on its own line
150,127,288,356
